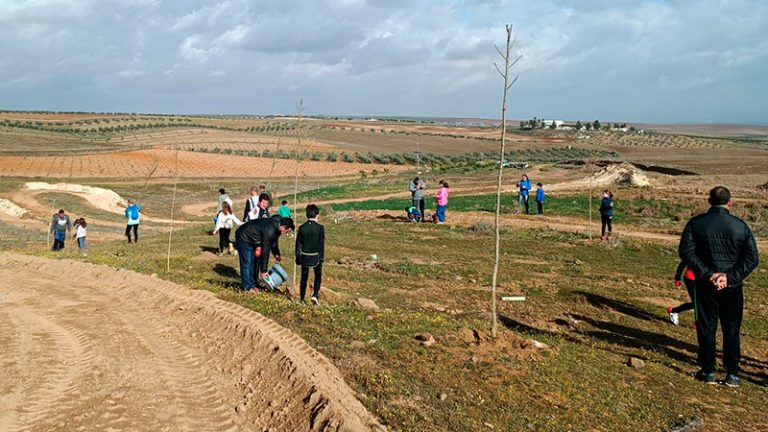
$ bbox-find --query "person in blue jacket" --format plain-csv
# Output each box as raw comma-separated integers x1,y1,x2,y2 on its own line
517,173,532,215
599,190,613,240
535,182,545,215
125,199,141,243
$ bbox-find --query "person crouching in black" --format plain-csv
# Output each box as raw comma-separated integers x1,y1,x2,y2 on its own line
235,215,294,292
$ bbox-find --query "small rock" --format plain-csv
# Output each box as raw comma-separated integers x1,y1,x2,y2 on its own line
484,422,495,429
628,357,645,369
454,275,463,281
566,316,582,325
626,279,635,284
438,392,447,401
369,254,378,261
235,403,247,413
415,332,436,347
150,273,158,278
178,306,186,311
352,298,380,310
458,327,483,345
670,415,704,432
531,340,549,350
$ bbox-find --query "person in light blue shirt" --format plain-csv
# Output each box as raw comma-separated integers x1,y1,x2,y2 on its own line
125,199,141,243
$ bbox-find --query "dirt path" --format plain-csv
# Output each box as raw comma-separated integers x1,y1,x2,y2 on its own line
0,253,384,432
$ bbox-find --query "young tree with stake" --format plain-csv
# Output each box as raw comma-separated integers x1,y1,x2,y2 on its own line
491,25,521,338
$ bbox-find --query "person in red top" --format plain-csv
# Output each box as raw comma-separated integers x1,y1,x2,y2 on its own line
667,261,697,325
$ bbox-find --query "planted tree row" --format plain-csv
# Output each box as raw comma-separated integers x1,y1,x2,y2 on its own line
190,146,620,166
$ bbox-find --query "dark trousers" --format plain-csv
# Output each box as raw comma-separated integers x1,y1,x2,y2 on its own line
695,285,743,374
413,198,425,222
125,224,139,243
300,264,323,301
254,254,269,287
52,230,66,250
218,228,231,253
536,201,543,215
236,241,255,291
671,278,696,315
601,215,612,236
519,195,529,214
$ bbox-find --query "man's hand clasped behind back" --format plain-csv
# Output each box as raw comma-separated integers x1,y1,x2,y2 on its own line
710,272,728,290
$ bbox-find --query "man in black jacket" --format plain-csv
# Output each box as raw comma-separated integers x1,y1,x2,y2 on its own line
679,186,759,387
235,215,294,292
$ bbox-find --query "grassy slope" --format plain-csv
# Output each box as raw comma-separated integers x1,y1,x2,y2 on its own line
21,217,768,432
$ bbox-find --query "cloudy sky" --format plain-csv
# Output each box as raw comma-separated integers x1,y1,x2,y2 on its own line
0,0,766,123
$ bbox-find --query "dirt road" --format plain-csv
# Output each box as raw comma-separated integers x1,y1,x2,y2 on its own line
0,253,384,432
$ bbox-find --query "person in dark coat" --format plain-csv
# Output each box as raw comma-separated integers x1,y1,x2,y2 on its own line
678,186,759,387
295,204,325,305
599,190,614,240
235,215,294,292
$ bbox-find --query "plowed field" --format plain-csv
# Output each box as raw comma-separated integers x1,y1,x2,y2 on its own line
0,149,400,178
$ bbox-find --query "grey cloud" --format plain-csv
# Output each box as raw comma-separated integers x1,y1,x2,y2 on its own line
0,0,765,123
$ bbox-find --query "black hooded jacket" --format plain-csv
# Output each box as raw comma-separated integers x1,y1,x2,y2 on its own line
235,215,283,269
678,207,759,290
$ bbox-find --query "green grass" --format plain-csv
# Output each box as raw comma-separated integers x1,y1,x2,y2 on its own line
24,216,768,432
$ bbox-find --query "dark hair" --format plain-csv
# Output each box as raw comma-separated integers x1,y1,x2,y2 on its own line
413,177,420,183
709,186,731,206
58,209,65,214
281,200,288,205
279,217,295,232
306,204,320,219
536,182,542,187
603,189,614,198
441,180,449,188
222,201,233,214
258,193,270,203
79,218,87,228
218,188,226,194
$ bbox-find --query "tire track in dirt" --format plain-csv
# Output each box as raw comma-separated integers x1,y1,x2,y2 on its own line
0,254,385,432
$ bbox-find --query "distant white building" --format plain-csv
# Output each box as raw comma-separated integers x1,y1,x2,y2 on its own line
542,119,564,129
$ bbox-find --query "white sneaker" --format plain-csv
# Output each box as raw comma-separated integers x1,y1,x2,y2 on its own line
668,312,679,325
311,296,319,306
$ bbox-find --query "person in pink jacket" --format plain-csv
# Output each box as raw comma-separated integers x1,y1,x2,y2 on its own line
435,180,450,224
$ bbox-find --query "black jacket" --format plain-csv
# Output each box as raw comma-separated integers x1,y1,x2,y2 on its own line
295,220,325,266
678,207,759,290
235,216,283,269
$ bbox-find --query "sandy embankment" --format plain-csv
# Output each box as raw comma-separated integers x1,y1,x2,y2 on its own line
0,253,384,432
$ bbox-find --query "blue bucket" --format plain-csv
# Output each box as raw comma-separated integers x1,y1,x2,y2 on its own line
264,263,289,291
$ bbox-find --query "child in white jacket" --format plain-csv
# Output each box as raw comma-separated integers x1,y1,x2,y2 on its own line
74,218,88,255
213,202,243,255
